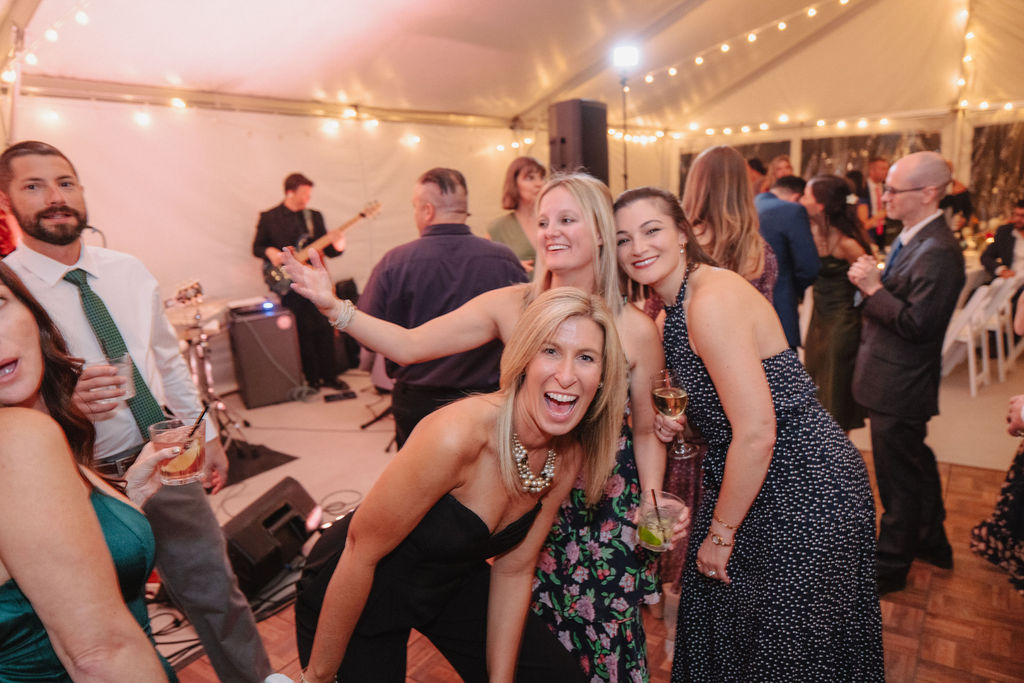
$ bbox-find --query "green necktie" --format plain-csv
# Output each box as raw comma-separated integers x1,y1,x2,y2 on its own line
63,268,166,441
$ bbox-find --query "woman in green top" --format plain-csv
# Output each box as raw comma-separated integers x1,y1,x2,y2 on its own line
487,156,546,276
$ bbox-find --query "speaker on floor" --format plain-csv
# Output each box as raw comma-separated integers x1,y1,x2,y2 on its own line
548,98,609,185
228,306,302,409
223,476,318,598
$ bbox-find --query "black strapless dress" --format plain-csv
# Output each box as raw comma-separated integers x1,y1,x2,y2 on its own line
295,493,584,682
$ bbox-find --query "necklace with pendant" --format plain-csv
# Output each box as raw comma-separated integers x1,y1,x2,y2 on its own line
511,433,557,494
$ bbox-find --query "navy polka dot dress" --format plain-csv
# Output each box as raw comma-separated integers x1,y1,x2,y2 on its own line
666,269,884,682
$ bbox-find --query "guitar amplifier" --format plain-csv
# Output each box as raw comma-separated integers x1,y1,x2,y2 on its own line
229,306,302,408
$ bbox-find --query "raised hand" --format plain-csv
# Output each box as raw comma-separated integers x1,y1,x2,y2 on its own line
281,248,340,317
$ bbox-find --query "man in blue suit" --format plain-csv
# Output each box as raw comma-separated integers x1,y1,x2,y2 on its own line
755,175,820,348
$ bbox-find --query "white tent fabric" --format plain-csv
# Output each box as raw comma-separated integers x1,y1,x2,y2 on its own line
2,0,1023,301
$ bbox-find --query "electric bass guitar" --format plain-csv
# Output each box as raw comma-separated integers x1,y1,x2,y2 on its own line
262,201,381,296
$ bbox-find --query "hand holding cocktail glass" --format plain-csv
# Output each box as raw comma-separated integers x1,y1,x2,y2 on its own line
634,489,691,552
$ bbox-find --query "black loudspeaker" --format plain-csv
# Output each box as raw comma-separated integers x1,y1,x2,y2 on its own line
548,99,609,185
223,476,317,597
228,306,302,408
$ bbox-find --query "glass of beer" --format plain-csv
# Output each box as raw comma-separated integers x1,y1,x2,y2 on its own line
651,369,696,459
149,418,206,485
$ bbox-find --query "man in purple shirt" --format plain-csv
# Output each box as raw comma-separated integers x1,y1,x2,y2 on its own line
359,167,527,447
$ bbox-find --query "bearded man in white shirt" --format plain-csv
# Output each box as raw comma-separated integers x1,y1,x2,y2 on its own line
0,140,271,682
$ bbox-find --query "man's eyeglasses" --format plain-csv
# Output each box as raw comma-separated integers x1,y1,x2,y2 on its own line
882,185,929,195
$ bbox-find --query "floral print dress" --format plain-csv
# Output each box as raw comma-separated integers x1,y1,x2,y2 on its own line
532,421,658,682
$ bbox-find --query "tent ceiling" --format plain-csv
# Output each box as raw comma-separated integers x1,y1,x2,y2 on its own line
8,0,1023,133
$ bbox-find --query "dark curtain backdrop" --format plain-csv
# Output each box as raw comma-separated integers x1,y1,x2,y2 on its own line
971,122,1024,225
800,132,942,178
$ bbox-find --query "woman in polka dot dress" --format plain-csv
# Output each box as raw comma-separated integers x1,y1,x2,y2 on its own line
613,186,883,682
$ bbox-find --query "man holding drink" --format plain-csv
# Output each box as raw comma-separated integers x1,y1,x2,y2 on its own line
0,140,271,681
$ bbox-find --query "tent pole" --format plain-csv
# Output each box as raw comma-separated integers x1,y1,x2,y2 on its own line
621,76,628,190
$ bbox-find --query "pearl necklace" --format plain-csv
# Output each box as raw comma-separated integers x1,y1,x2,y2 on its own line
511,433,558,494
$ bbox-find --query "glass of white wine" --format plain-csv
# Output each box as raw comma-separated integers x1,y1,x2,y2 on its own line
651,369,697,460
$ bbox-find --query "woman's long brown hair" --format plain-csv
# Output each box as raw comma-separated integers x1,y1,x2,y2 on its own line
0,262,95,465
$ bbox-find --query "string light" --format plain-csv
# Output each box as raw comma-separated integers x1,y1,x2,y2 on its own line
857,118,868,128
668,67,677,76
496,144,504,151
44,28,58,42
807,7,817,17
723,127,732,134
705,128,715,135
74,10,89,25
401,134,421,147
24,53,37,66
778,114,789,123
133,111,151,127
778,21,787,30
816,119,826,127
656,130,665,138
363,118,379,129
720,43,730,53
959,99,969,107
1005,103,1014,111
689,122,699,131
644,74,654,83
747,33,757,42
962,55,973,63
759,123,769,131
511,141,520,148
836,120,847,128
524,137,534,144
695,56,704,65
980,101,989,110
321,119,340,134
965,31,975,39
0,69,15,83
880,118,890,125
342,107,357,118
957,77,966,87
741,125,750,133
671,132,682,140
170,97,186,109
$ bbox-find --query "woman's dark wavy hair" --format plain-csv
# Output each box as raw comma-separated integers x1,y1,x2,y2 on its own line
0,262,95,465
807,175,872,253
612,186,716,303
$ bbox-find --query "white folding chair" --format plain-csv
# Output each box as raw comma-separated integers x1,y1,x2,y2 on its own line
981,275,1021,383
942,282,992,397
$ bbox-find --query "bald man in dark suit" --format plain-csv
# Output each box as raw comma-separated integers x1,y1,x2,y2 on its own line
849,151,965,596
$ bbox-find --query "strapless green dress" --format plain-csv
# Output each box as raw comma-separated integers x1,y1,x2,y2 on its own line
0,489,176,681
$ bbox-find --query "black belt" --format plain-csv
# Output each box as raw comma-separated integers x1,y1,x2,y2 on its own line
93,443,145,477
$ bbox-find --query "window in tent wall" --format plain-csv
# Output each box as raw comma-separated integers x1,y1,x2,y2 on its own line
799,132,942,179
971,122,1024,226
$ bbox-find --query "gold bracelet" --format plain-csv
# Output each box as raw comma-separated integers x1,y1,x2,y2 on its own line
713,511,740,530
711,532,734,547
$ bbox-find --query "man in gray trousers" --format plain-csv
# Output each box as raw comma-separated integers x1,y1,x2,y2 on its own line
1,140,271,681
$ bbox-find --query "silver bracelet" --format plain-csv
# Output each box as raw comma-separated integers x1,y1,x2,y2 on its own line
330,299,356,330
299,671,336,683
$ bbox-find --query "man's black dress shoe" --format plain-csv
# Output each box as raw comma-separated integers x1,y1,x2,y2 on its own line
876,574,907,596
916,545,954,570
322,377,350,391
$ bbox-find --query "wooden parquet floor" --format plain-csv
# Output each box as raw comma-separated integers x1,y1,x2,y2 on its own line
177,455,1024,682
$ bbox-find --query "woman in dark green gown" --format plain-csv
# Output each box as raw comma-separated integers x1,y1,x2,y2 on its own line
801,175,873,432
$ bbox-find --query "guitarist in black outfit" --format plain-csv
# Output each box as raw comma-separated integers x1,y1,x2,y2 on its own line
253,173,345,389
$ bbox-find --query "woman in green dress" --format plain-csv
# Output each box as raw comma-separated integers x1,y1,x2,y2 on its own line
487,156,546,276
801,175,872,432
